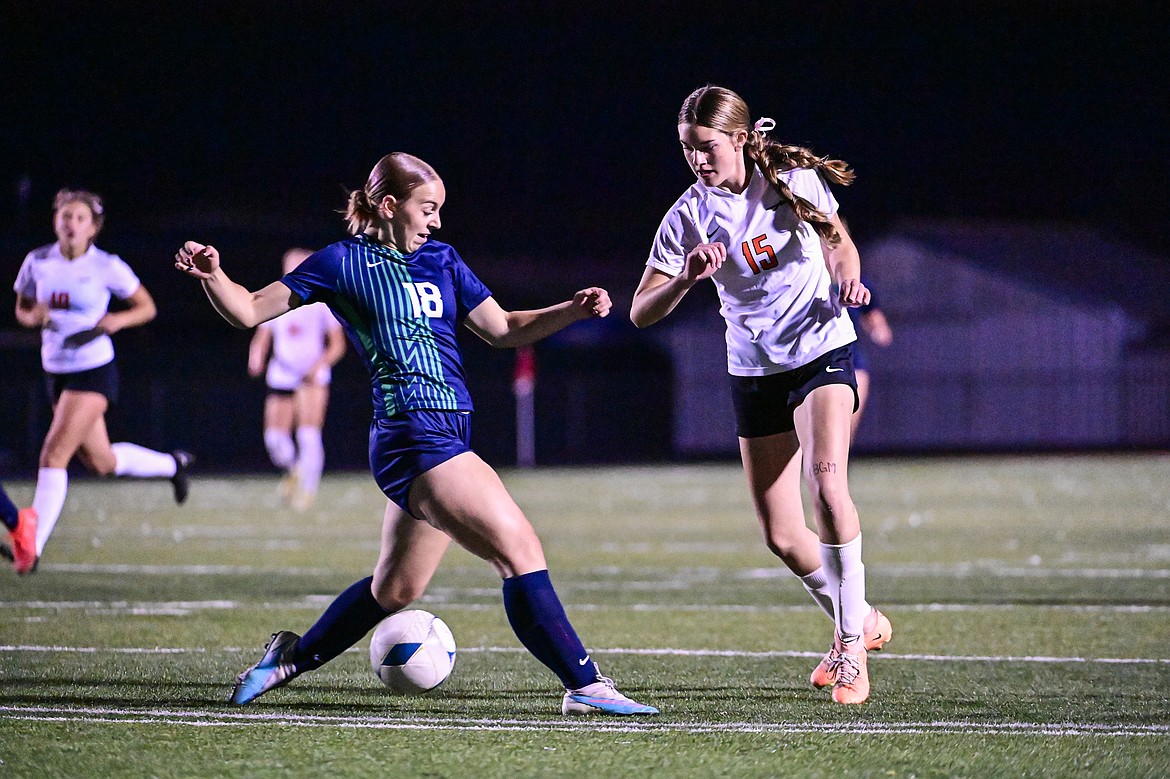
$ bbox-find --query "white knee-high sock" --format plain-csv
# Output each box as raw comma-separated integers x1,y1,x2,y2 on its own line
32,467,68,555
112,442,177,477
797,568,836,619
264,429,296,470
295,426,324,495
800,566,873,624
820,534,869,645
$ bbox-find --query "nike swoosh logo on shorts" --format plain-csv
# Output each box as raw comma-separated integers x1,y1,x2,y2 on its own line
578,655,591,665
826,366,844,373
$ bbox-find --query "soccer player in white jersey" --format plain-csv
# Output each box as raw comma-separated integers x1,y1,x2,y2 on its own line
631,86,891,704
247,248,347,510
9,189,192,575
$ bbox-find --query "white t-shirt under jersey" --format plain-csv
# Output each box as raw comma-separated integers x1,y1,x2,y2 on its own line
13,243,142,374
648,165,857,376
259,302,337,391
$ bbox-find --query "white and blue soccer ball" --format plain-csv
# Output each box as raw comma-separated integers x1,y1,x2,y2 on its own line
369,609,456,695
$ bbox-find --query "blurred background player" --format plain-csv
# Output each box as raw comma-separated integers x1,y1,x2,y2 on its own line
11,188,192,575
247,248,347,510
847,278,894,442
631,85,889,704
175,152,657,716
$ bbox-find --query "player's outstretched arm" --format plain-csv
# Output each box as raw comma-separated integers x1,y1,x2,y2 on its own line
175,241,297,329
464,287,610,348
631,242,725,328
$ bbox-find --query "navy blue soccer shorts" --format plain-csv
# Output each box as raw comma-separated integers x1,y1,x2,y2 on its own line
45,360,120,406
730,343,860,438
369,409,473,513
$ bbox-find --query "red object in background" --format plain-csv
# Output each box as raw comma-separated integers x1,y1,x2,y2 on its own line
513,345,536,394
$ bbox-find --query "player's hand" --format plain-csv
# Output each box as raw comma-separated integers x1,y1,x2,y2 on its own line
573,287,611,319
683,242,725,283
837,277,871,307
32,303,52,329
175,241,220,279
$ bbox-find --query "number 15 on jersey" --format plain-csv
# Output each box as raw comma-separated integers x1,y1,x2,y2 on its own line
741,235,777,275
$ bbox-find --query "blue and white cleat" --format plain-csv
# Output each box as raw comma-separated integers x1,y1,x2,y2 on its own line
561,665,659,716
230,630,301,705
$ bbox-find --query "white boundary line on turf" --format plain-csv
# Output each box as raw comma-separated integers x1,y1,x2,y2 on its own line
4,600,1170,615
0,705,1166,737
2,644,1168,665
29,562,1170,578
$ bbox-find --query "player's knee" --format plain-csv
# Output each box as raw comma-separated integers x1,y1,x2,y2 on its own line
495,523,546,575
371,573,427,612
762,529,802,560
39,444,78,470
810,480,853,521
89,458,117,477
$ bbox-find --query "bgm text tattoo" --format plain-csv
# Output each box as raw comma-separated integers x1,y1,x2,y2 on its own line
811,461,837,475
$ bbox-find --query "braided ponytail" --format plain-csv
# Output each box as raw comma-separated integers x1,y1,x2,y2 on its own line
745,133,855,245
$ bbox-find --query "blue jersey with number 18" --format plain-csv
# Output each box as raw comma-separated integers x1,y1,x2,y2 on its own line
280,234,492,418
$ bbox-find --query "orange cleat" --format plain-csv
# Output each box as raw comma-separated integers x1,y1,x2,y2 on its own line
810,608,892,688
9,507,39,575
830,644,870,704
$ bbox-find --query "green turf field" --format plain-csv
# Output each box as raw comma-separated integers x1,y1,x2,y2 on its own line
2,454,1169,777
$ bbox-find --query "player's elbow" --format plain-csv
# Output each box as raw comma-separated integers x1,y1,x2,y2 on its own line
629,303,658,329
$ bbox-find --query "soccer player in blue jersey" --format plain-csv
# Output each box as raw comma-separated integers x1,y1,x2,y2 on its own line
175,152,657,716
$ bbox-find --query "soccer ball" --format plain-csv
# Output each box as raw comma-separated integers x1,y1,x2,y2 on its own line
369,609,456,695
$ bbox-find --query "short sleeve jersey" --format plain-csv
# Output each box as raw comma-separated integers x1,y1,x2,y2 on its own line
279,234,492,418
13,243,141,374
258,302,339,389
648,165,857,376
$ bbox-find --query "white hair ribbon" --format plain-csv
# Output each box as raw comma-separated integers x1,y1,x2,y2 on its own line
752,117,776,134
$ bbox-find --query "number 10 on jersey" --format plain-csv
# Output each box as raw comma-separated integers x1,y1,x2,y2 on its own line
741,235,777,275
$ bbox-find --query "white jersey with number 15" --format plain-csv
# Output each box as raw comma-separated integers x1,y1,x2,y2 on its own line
647,165,856,376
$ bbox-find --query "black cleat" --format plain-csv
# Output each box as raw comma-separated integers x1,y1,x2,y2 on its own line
0,541,12,562
171,450,194,504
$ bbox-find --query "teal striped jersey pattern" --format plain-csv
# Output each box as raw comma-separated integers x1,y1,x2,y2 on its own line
280,234,492,418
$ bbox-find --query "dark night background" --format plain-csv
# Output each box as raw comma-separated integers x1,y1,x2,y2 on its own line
2,1,1168,472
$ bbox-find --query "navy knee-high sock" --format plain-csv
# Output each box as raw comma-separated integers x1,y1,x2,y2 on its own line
502,569,597,690
294,576,391,673
0,485,18,531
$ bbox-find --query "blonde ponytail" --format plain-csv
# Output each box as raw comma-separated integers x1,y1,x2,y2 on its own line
746,133,855,245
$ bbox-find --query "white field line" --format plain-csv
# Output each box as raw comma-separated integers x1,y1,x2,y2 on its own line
3,599,1169,616
0,704,1166,737
33,562,1170,579
2,644,1169,665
